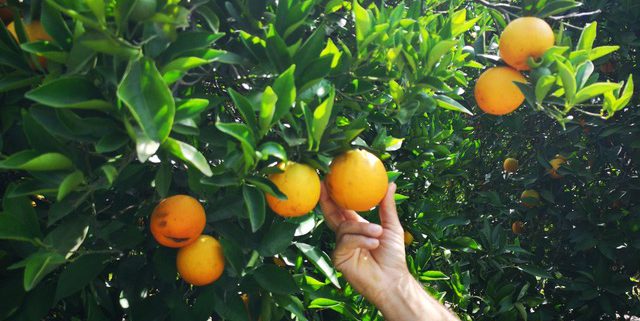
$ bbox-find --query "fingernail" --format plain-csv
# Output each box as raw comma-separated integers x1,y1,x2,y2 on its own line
368,224,382,234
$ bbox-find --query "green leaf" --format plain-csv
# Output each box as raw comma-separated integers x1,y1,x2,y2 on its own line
575,61,594,89
309,88,335,151
556,59,576,105
535,75,556,103
216,122,256,170
57,170,84,201
588,46,619,60
420,270,450,281
259,86,278,137
536,1,582,18
271,65,296,124
574,83,621,105
228,88,258,136
0,213,36,243
0,150,73,171
23,251,66,291
442,236,482,252
353,0,371,43
258,142,288,162
253,264,298,295
162,138,212,177
155,162,172,198
577,22,597,51
246,177,287,200
434,95,473,115
427,40,457,72
201,174,241,187
243,185,266,232
295,243,340,288
518,264,552,279
117,57,176,143
44,215,90,258
25,77,111,110
54,254,109,301
389,80,404,103
175,98,212,121
259,222,297,257
95,132,128,153
611,74,634,112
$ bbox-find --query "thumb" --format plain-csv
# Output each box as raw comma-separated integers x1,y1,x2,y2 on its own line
378,183,402,232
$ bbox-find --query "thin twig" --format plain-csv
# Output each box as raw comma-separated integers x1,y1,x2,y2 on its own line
550,9,602,20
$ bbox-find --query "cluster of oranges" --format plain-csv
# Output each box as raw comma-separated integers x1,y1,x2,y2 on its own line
150,195,224,286
503,154,568,235
474,17,555,115
150,149,391,286
266,148,388,217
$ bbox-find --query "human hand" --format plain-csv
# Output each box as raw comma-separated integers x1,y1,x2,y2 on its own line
319,182,459,321
319,182,408,307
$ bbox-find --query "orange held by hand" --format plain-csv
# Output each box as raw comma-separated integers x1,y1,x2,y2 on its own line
474,67,527,115
176,235,225,286
326,149,388,212
499,17,555,71
266,161,321,217
150,195,206,248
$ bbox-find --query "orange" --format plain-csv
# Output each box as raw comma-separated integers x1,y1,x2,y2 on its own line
403,231,414,246
512,221,524,235
503,158,519,173
176,235,224,286
266,161,321,217
499,17,555,70
521,189,540,208
7,20,52,67
326,149,388,212
150,195,206,248
7,20,51,42
474,67,527,115
548,157,566,179
272,257,286,268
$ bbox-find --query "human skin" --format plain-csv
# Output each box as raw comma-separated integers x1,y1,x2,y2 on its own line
319,182,459,321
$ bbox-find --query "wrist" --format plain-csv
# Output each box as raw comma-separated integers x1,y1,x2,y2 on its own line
376,272,423,317
376,272,459,321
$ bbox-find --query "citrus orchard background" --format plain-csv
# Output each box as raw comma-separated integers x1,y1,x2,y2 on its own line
0,0,638,320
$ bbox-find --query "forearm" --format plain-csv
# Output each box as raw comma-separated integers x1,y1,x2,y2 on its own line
377,273,459,321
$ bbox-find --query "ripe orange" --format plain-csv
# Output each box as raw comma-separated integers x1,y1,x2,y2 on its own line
176,235,224,286
7,20,52,42
266,162,321,217
326,149,388,212
7,20,52,67
521,189,540,208
403,231,414,246
150,195,206,248
499,17,555,71
548,157,566,179
474,67,527,115
512,221,524,234
503,158,519,173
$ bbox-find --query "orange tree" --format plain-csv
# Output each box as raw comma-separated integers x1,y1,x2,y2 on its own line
0,0,636,320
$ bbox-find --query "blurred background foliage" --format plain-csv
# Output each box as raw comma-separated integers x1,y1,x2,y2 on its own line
0,0,637,320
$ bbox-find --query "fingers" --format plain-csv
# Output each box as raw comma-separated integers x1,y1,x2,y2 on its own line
333,234,380,265
319,182,344,231
320,182,367,231
379,183,403,232
336,221,383,241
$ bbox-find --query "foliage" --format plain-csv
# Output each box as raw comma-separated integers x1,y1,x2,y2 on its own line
0,0,637,321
